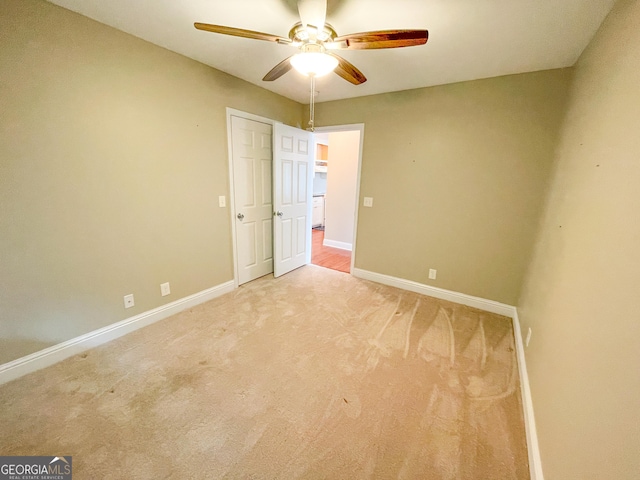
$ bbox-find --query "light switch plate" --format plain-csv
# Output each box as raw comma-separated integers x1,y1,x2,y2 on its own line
363,197,374,207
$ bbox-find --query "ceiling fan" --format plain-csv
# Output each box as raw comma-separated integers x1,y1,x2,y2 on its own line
194,0,429,85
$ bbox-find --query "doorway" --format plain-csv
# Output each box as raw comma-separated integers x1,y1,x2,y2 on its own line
227,109,363,284
310,125,364,274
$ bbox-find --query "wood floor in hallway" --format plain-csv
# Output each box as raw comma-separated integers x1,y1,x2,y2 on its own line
311,228,351,273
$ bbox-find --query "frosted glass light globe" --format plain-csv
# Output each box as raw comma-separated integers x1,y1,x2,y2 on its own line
290,50,338,77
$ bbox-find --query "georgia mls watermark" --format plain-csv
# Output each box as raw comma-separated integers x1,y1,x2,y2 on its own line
0,456,72,480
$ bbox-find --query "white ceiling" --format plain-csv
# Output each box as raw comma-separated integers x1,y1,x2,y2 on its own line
47,0,616,104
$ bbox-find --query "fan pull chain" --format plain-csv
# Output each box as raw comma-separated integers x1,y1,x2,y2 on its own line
308,74,316,132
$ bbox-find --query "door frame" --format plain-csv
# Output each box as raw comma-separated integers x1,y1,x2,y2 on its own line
311,123,365,274
226,111,365,283
226,108,279,288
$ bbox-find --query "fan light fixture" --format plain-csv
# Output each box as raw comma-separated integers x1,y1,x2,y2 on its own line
194,1,429,131
290,44,338,77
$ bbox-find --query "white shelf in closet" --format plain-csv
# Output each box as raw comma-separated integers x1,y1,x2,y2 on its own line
314,143,328,173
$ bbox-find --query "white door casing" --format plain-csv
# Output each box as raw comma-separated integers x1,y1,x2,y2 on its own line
312,124,365,274
230,115,274,285
273,123,313,277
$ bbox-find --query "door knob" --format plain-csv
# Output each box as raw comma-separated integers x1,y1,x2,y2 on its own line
237,213,244,220
275,211,283,217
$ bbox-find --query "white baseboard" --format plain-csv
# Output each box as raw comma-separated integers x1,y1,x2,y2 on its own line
352,268,514,317
1,269,543,480
351,267,543,479
0,280,235,386
512,310,544,480
323,239,352,251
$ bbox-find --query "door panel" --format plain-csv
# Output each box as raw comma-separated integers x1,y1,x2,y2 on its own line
262,219,273,261
281,219,292,261
231,116,274,285
282,160,293,205
281,135,293,152
237,158,255,207
297,162,308,202
261,160,272,204
241,222,257,266
273,124,313,277
296,216,306,254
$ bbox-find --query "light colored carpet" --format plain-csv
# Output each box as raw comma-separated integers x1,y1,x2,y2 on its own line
0,266,529,479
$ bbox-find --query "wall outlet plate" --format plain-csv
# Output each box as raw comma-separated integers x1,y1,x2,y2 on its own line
363,197,373,207
429,269,437,280
124,294,134,309
218,195,226,207
160,282,171,297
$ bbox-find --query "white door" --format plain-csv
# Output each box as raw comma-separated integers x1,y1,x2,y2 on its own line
273,123,313,277
230,116,274,285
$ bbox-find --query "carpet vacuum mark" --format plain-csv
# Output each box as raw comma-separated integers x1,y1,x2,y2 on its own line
0,266,529,479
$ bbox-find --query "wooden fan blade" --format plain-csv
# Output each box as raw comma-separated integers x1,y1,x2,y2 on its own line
328,53,367,85
194,23,291,44
324,40,349,50
263,56,294,81
334,29,428,50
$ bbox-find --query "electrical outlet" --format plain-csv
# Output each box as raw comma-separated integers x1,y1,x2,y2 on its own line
429,269,437,280
363,197,374,207
218,195,226,207
160,282,171,297
526,327,532,347
124,294,134,309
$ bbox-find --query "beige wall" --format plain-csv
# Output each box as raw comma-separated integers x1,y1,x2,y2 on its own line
324,131,360,248
314,70,573,304
518,0,640,477
0,0,303,363
6,8,635,476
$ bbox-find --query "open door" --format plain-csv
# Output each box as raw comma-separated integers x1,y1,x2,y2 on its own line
273,123,313,277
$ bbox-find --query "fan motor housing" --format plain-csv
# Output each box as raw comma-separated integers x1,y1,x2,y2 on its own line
288,22,337,45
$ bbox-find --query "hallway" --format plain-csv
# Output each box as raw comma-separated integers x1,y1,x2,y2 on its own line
311,228,351,273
